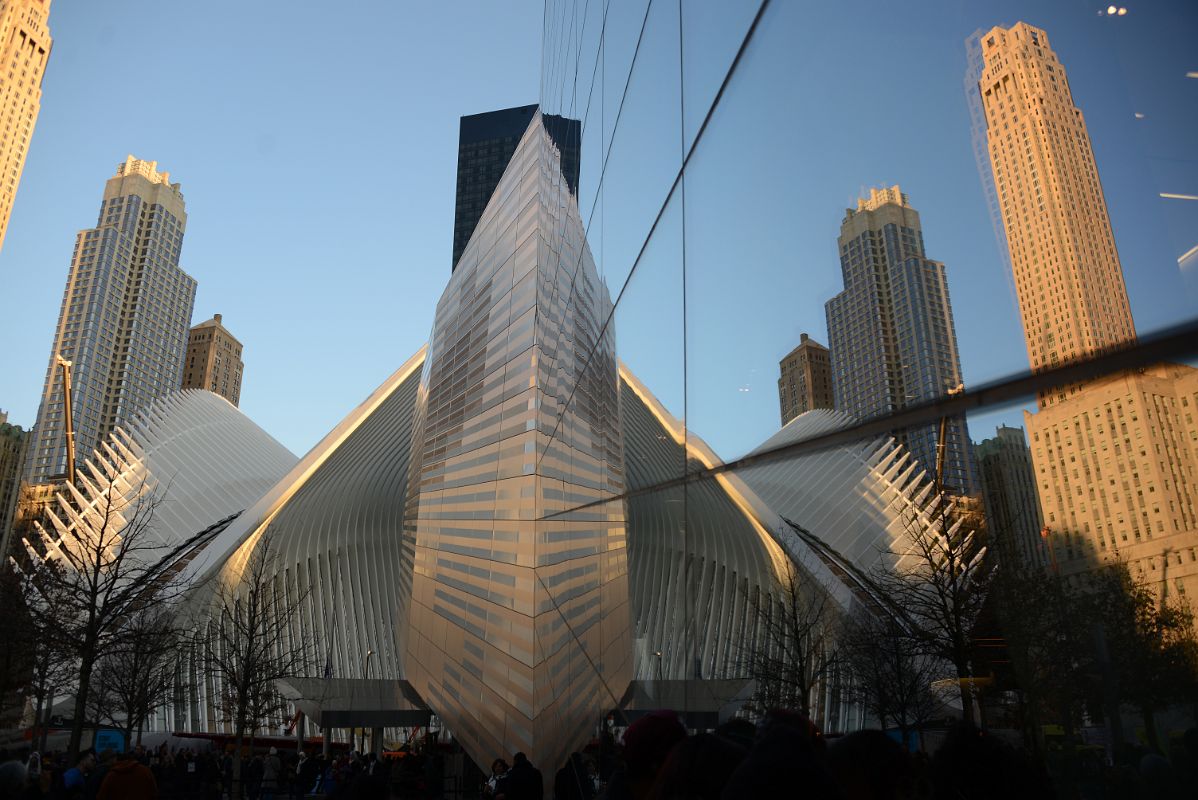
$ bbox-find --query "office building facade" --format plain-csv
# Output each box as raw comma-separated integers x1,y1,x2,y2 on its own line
0,411,27,556
825,186,976,493
977,23,1198,598
181,313,244,406
777,333,834,426
451,104,580,271
23,156,196,483
976,425,1045,569
0,0,51,253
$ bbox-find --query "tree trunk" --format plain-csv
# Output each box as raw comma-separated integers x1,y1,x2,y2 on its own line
955,661,975,726
233,731,245,800
38,691,53,752
68,650,96,759
1142,705,1161,753
32,693,44,750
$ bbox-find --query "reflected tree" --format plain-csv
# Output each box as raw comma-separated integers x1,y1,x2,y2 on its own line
841,608,946,749
871,497,992,725
741,558,840,718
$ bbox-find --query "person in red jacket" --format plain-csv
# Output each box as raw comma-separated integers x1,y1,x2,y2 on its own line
97,750,158,800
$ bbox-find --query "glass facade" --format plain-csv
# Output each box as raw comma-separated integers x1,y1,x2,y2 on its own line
405,115,631,771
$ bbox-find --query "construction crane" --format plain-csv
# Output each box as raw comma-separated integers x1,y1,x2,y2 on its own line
56,355,75,486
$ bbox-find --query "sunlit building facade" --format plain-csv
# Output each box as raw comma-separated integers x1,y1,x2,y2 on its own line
0,0,51,253
977,23,1198,599
825,186,976,494
0,411,27,556
23,156,196,484
181,314,244,406
777,333,834,426
978,22,1136,390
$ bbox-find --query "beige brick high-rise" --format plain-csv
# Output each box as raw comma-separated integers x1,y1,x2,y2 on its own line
181,314,243,406
0,0,52,253
979,22,1135,406
777,333,833,426
978,22,1198,601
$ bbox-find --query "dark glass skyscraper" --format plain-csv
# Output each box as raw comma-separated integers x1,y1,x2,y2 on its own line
451,104,580,271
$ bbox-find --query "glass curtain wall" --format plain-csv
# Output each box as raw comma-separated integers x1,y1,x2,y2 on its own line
533,0,1198,730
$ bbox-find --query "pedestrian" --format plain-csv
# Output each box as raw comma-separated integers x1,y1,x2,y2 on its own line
553,752,595,800
0,760,29,799
262,747,282,800
505,751,543,800
97,750,158,800
60,750,95,800
484,758,510,798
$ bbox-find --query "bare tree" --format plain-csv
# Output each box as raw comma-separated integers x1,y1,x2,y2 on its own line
204,530,311,799
18,458,185,759
841,608,947,749
870,496,991,725
741,558,840,718
3,559,79,752
89,603,181,746
0,564,35,726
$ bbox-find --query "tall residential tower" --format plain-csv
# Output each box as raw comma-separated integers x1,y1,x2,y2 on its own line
0,0,52,252
977,23,1198,597
24,156,196,483
825,186,975,493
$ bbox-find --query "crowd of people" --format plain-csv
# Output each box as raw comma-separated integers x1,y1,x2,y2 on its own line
482,710,1198,800
4,714,1198,798
0,742,393,799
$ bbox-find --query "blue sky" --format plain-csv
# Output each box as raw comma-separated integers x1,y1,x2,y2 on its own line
1,0,1195,464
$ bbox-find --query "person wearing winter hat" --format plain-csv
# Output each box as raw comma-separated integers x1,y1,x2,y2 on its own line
97,751,158,800
604,710,688,800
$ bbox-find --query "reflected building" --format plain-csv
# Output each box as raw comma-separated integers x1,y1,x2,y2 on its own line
976,23,1198,599
452,104,581,271
777,333,834,426
23,156,196,484
0,411,27,557
975,425,1045,569
825,186,976,494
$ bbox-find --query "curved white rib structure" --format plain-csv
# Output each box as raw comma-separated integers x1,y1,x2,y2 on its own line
31,389,296,571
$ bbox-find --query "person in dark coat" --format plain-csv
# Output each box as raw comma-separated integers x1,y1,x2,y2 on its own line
97,751,158,800
505,751,543,800
554,752,594,800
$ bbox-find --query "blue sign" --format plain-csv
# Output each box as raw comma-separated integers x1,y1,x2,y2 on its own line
94,729,125,754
